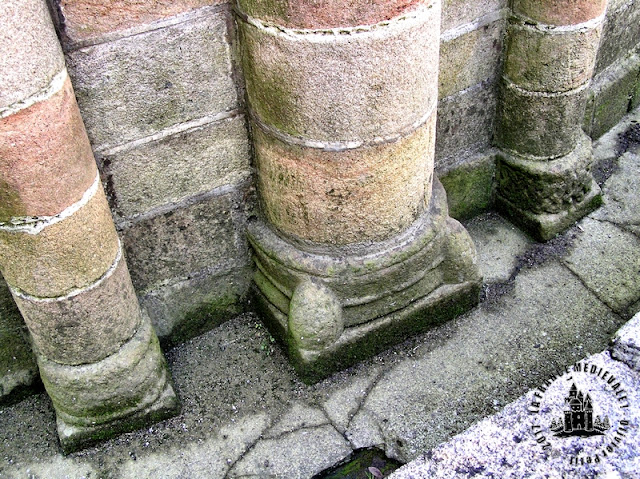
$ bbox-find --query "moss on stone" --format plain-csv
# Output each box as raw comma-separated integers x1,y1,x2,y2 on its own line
165,292,247,347
440,155,495,221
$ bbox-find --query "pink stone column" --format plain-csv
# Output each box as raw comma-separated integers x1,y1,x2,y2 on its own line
237,0,481,381
495,0,607,240
0,0,177,451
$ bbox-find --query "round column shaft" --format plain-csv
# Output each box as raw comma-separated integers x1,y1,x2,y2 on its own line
495,0,606,240
239,0,481,381
0,0,177,452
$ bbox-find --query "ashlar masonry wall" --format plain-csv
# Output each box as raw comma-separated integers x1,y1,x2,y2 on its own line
1,0,639,404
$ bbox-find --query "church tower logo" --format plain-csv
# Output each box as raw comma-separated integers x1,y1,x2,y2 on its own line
528,361,631,466
550,383,610,437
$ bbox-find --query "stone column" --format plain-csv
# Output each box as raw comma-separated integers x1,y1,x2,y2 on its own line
0,0,177,452
495,0,606,240
237,0,481,382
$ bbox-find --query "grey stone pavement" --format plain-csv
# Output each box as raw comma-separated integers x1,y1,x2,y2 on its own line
1,109,639,478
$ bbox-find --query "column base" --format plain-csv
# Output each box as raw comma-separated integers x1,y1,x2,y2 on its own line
247,179,482,383
37,314,179,453
496,131,603,241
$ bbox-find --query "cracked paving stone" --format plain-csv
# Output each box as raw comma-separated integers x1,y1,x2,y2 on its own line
347,261,623,463
228,425,352,479
390,351,640,479
263,400,328,439
563,217,640,318
117,414,270,479
321,373,380,434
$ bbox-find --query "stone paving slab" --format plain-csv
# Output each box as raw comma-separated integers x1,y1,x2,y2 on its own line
390,348,640,479
465,212,533,283
591,148,640,229
344,261,624,462
612,312,640,373
563,217,640,318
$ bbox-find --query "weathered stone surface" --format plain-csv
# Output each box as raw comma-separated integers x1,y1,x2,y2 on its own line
563,218,640,317
441,0,506,31
140,265,251,344
0,0,64,110
505,21,601,93
440,153,495,221
591,148,640,227
0,187,120,298
250,179,481,382
595,0,640,74
38,314,178,451
348,262,623,462
439,19,503,99
237,0,425,29
496,80,587,158
239,2,440,142
436,81,497,163
390,351,639,478
0,75,97,220
496,133,595,216
587,53,640,139
66,7,237,149
0,276,38,405
100,114,251,219
118,414,270,479
611,312,640,372
58,0,226,43
264,401,328,438
14,252,141,366
465,213,532,284
288,279,344,352
229,425,352,478
254,119,434,245
121,191,242,292
321,373,380,433
512,0,606,26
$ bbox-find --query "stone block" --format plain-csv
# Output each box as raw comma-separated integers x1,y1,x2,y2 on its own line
496,132,595,216
37,314,178,452
495,80,587,158
57,0,226,44
66,7,238,149
0,75,97,220
611,312,640,372
0,187,120,298
440,153,495,221
512,0,606,25
0,0,64,110
591,148,640,227
0,276,38,405
563,218,640,317
435,81,497,163
140,265,251,344
465,212,532,284
238,2,440,142
100,114,251,219
121,190,243,292
594,0,640,74
253,118,435,245
438,19,504,99
237,0,425,29
249,179,481,382
441,0,506,31
588,54,640,139
14,252,141,366
505,21,601,93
